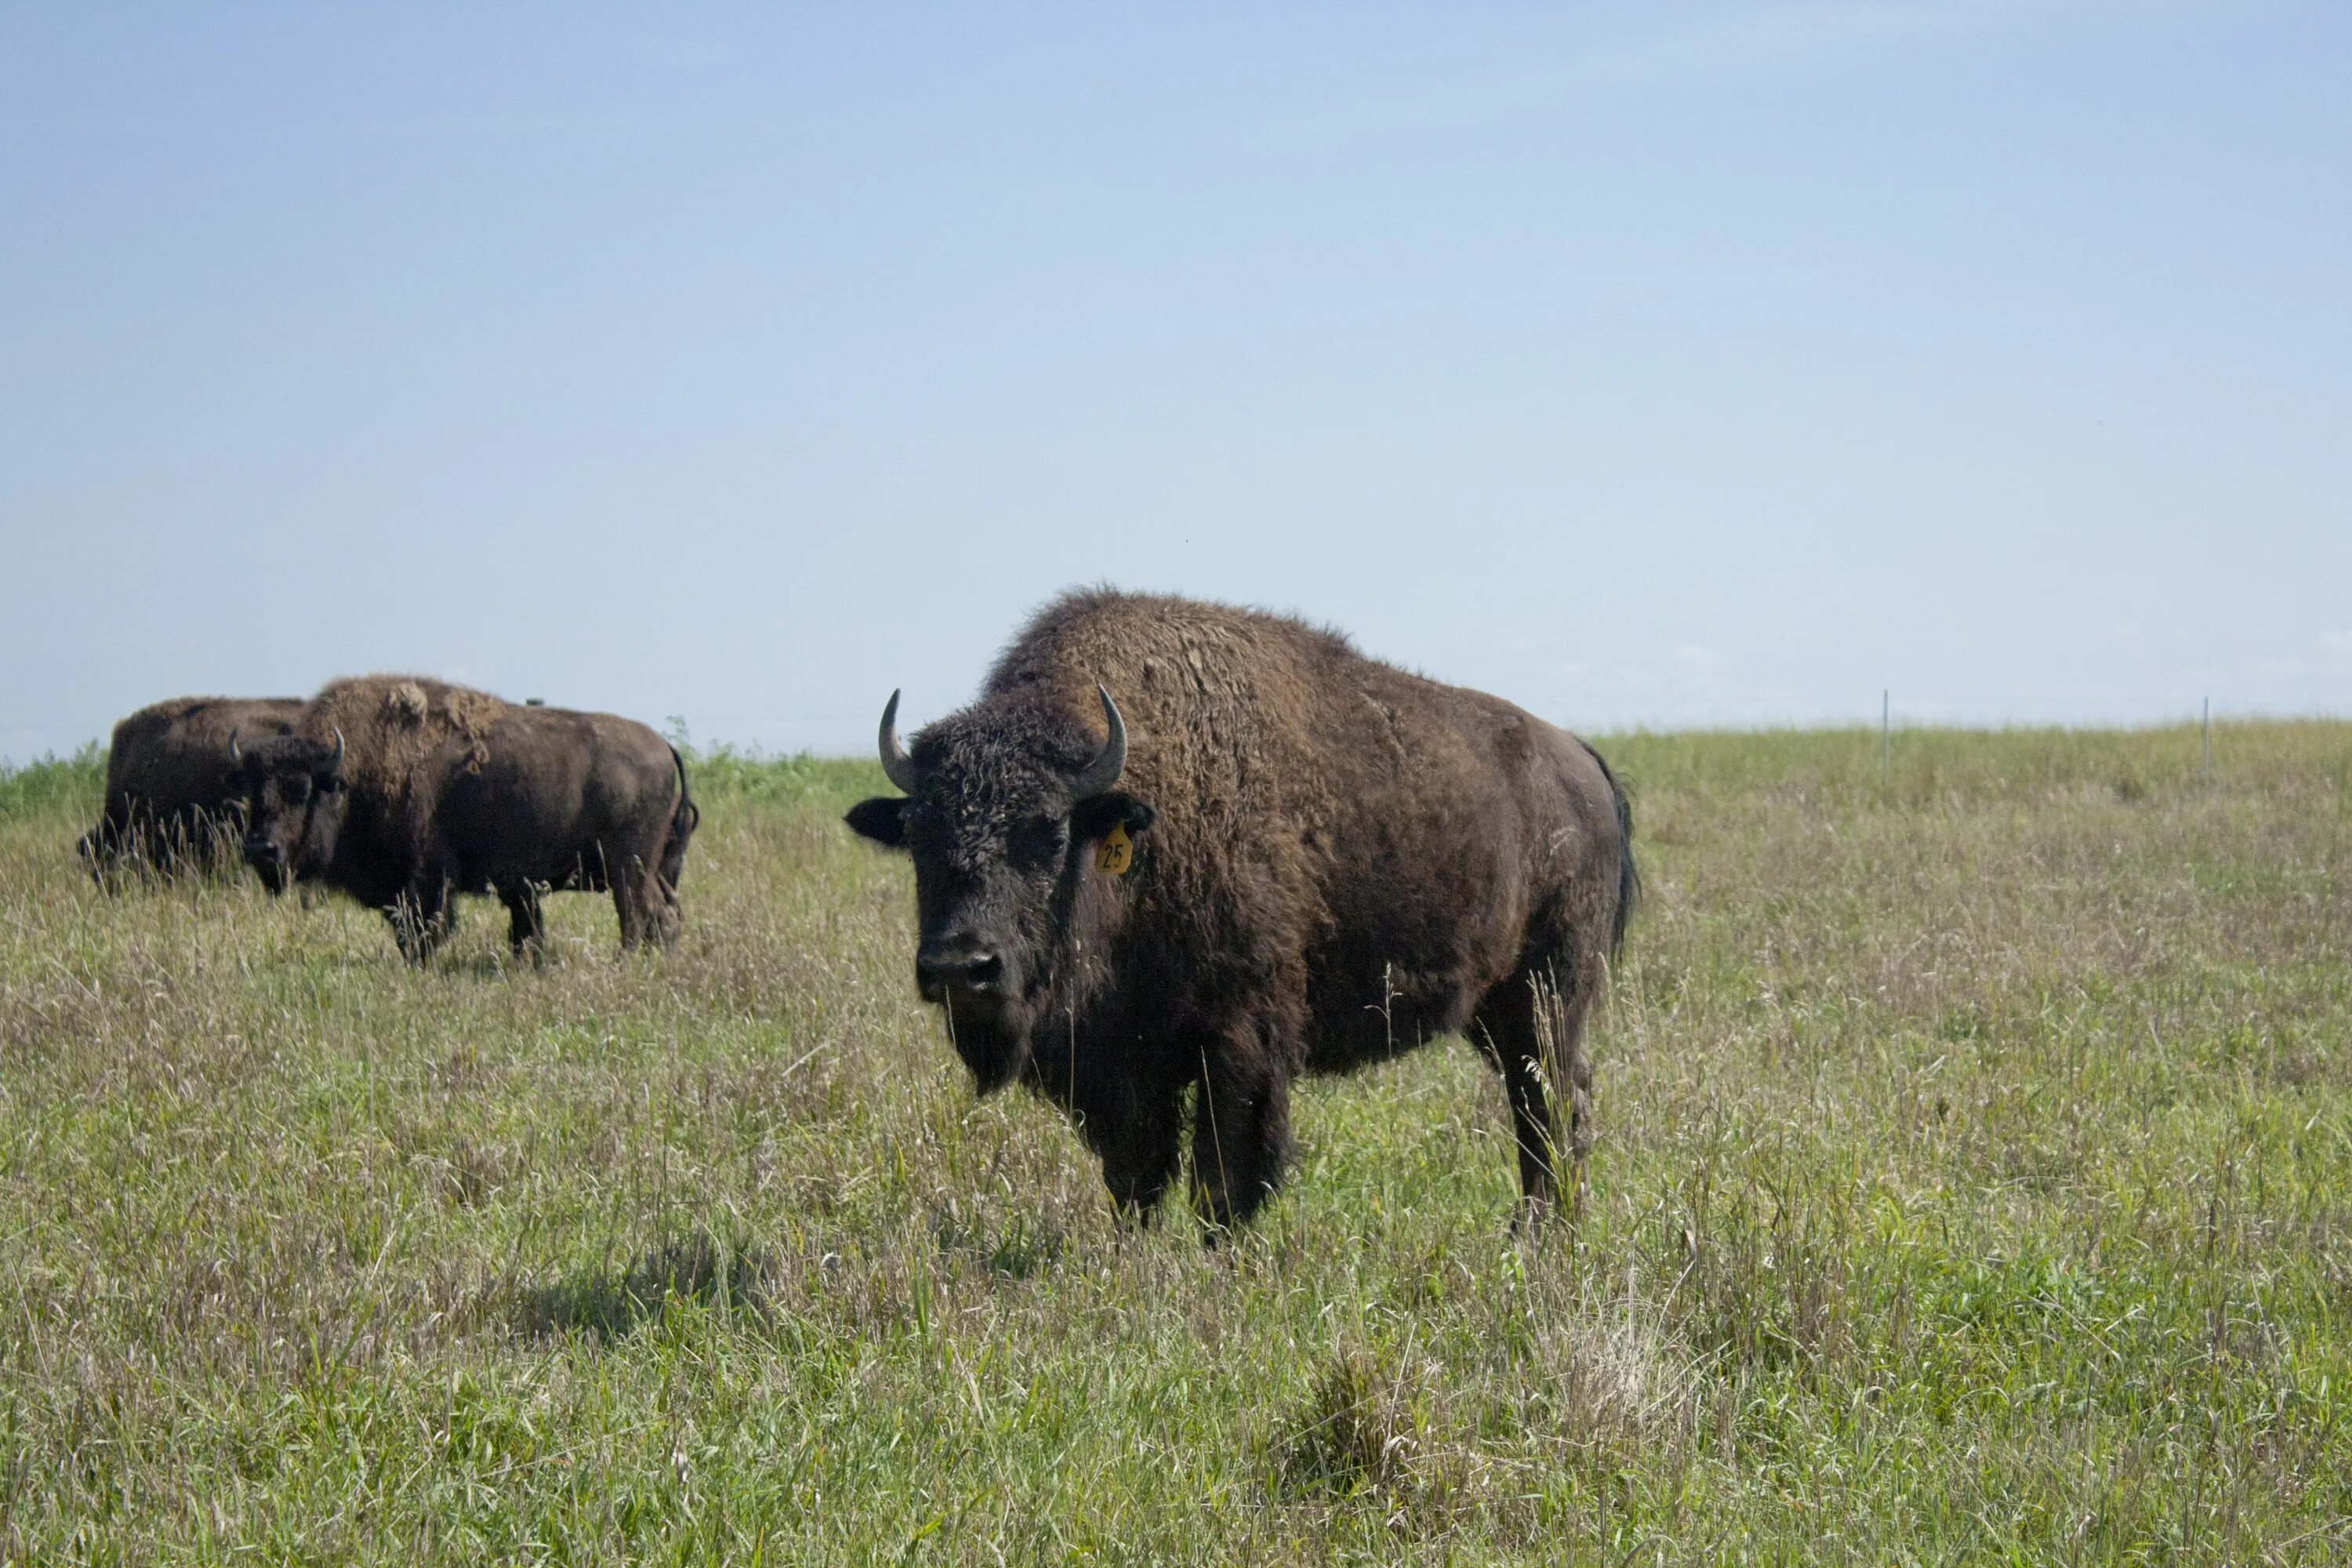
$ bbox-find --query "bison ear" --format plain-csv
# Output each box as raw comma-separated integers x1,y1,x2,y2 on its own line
844,797,909,849
1073,791,1155,840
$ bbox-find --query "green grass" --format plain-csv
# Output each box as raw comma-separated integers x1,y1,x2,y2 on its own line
2,724,2348,1563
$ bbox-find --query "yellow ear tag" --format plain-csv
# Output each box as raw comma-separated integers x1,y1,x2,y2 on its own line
1095,822,1134,876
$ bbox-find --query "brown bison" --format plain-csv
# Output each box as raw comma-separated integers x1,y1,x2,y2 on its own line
80,696,305,882
846,590,1635,1234
232,676,697,962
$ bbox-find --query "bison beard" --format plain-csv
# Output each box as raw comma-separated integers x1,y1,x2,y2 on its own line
848,590,1636,1238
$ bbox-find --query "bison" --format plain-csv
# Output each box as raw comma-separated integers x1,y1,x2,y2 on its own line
80,696,305,883
232,676,697,962
846,590,1635,1234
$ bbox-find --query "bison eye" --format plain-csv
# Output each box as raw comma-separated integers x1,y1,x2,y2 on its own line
1011,816,1067,869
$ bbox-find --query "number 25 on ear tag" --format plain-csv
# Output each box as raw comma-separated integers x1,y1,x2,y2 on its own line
1095,822,1134,876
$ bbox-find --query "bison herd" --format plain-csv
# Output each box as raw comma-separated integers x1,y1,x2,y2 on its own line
85,677,697,960
71,590,1635,1234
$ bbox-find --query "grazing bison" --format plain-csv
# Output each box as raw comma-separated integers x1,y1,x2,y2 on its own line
232,676,695,962
846,590,1635,1234
80,696,305,882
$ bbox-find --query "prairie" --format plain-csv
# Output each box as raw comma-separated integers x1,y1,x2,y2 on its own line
1,724,2347,1563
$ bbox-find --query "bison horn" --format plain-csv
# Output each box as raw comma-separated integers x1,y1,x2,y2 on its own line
877,691,919,793
1070,684,1127,799
327,727,344,770
227,730,242,768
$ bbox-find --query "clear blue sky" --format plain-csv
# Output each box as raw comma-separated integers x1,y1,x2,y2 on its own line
4,2,2347,763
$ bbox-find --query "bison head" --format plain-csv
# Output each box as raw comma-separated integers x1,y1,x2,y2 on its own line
230,728,346,894
846,685,1155,1092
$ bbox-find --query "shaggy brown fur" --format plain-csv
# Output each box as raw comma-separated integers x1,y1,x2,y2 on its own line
848,589,1635,1234
299,676,509,847
80,696,303,882
237,676,694,963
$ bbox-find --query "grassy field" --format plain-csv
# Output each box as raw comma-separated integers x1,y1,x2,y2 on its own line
2,724,2348,1563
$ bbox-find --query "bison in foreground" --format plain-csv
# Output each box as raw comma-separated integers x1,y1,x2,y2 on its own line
80,696,304,883
847,590,1635,1234
234,676,696,962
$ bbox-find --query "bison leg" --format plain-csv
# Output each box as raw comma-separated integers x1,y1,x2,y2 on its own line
1187,1033,1294,1239
81,811,128,892
1473,964,1595,1229
387,877,456,965
608,850,643,949
1081,1077,1185,1226
501,883,546,960
611,854,681,952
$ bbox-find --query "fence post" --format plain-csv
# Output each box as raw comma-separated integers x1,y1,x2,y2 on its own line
2202,696,2212,778
1882,689,1890,791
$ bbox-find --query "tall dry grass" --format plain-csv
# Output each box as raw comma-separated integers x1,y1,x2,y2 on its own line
0,723,2346,1563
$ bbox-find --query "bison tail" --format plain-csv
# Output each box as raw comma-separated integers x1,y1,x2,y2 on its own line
668,743,699,839
1580,739,1639,960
